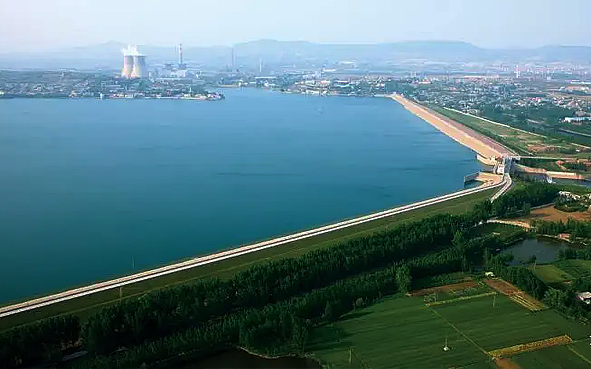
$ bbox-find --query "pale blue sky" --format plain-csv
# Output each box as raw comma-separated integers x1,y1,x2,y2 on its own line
0,0,589,53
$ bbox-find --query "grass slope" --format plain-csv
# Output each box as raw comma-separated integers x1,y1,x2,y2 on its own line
0,188,496,332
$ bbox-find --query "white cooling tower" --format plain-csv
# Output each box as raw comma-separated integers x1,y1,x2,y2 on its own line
121,55,134,78
130,55,147,79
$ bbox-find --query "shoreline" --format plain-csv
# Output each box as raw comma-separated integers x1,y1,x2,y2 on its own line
0,178,506,320
390,94,514,159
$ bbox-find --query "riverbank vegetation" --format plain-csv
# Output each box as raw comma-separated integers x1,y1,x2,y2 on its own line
0,188,496,333
2,182,577,369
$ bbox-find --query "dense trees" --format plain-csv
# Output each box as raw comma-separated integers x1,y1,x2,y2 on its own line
0,315,79,368
486,254,548,300
77,234,501,369
492,182,558,218
0,182,560,368
534,218,591,240
82,212,482,357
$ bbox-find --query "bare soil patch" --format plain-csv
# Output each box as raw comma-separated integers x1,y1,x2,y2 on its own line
484,278,545,311
494,358,521,369
518,205,590,223
488,335,572,358
411,280,477,297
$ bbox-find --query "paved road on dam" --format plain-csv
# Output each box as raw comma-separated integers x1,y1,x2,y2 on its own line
0,177,508,319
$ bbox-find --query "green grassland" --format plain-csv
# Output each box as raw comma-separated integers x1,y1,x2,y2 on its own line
429,106,584,157
433,295,588,351
554,259,591,279
308,296,490,369
0,187,496,332
308,290,590,369
533,264,575,284
514,345,591,369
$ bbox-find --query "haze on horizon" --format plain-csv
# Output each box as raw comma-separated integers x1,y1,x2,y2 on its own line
1,0,590,54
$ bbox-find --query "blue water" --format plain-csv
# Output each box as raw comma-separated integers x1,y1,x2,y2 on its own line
0,88,479,303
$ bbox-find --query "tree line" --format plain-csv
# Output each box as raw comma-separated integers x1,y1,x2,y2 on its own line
533,218,591,241
491,182,558,218
0,182,560,368
76,234,507,369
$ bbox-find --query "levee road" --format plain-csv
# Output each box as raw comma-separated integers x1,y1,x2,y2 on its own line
0,177,507,320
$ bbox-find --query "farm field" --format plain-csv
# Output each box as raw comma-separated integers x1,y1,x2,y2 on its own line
430,106,586,157
516,205,591,224
308,296,489,369
308,283,590,369
513,345,591,369
554,259,591,278
532,264,574,284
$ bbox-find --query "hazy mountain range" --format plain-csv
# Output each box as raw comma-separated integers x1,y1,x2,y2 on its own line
1,40,590,70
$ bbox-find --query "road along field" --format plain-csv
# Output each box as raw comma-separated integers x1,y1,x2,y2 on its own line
429,107,588,157
308,279,590,369
0,186,499,332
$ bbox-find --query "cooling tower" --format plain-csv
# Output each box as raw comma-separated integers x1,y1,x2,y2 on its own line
131,55,147,79
121,55,134,78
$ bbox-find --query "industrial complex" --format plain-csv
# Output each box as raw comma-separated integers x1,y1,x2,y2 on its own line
120,45,148,79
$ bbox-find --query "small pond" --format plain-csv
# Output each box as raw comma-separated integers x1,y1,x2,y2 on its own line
178,349,322,369
501,236,570,265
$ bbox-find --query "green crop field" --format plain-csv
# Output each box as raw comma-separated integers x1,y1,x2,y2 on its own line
308,296,490,369
533,264,574,284
429,106,584,157
433,294,588,351
0,187,496,332
513,345,591,369
308,289,589,369
554,259,591,279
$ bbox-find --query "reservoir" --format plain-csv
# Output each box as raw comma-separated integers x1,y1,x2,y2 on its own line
0,88,479,303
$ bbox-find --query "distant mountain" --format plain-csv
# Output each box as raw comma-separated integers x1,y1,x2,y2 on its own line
0,40,589,70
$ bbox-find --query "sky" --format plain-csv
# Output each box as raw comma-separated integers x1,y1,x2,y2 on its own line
1,0,590,53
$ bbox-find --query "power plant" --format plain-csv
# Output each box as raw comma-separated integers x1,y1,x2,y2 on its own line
121,45,148,79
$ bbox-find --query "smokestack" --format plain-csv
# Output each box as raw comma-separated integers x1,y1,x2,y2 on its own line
179,43,183,66
131,55,147,79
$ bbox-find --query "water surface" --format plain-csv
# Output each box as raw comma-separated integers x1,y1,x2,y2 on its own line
502,237,569,264
0,89,480,302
